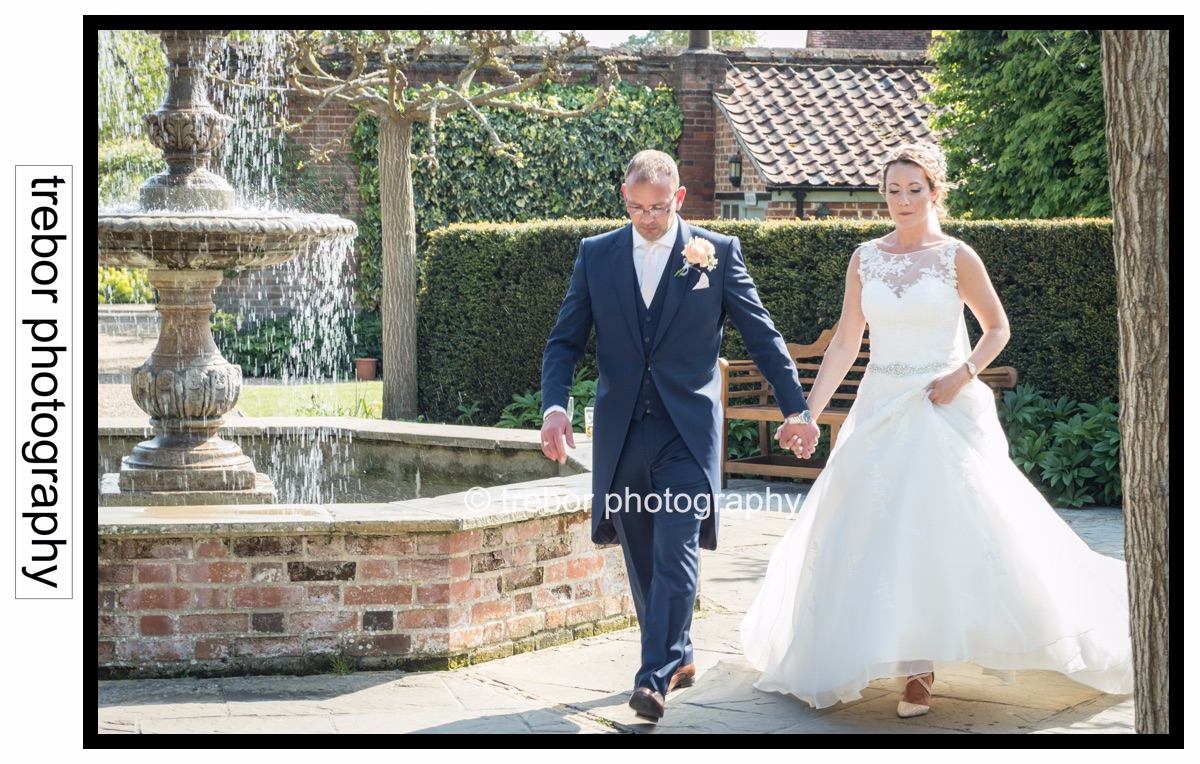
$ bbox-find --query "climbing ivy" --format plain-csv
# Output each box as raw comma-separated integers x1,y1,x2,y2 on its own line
347,81,683,311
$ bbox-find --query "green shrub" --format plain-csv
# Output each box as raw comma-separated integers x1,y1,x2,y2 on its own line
98,267,155,304
998,384,1121,507
952,220,1117,403
496,390,543,430
212,309,382,379
495,371,596,431
418,218,1117,424
726,419,761,460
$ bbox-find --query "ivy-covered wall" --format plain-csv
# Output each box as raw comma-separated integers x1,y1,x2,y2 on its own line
347,82,683,312
417,218,1118,424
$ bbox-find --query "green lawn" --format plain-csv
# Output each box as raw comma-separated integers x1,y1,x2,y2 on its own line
236,381,384,418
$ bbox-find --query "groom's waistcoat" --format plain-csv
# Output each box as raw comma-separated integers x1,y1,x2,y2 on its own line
631,253,675,422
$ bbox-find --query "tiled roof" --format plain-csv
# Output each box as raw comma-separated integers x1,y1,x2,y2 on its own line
716,64,937,190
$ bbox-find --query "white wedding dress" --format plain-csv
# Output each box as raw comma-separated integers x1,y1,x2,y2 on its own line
740,239,1133,709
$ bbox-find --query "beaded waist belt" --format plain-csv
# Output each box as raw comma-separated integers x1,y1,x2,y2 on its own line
868,360,957,377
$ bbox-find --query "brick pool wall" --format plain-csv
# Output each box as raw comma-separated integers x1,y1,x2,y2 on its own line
98,511,632,677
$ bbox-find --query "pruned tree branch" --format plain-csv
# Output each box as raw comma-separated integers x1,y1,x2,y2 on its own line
272,29,616,126
413,85,519,161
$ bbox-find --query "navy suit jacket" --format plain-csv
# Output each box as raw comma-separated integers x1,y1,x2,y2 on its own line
542,219,809,550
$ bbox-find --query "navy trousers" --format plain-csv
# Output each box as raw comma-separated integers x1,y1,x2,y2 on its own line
607,412,709,696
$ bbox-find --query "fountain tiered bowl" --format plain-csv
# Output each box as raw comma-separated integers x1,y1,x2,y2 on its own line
98,29,356,505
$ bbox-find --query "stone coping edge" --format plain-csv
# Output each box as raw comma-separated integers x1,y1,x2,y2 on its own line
97,472,596,536
99,417,597,536
99,416,549,452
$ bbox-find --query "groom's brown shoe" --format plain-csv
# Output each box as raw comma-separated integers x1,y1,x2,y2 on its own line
668,663,696,693
629,687,665,720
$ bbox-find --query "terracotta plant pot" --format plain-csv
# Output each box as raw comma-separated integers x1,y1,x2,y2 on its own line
354,358,378,381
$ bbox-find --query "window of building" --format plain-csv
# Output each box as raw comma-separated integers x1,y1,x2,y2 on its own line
721,202,767,220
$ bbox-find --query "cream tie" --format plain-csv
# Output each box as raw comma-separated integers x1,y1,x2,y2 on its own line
641,242,659,308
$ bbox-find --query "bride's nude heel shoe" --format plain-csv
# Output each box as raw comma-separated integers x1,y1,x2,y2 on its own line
897,672,934,718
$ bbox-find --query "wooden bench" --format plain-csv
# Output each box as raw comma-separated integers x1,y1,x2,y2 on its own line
718,323,1018,486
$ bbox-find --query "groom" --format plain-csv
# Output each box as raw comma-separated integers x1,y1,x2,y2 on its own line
540,150,818,720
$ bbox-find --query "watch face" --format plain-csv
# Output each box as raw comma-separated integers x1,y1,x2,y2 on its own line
800,411,813,425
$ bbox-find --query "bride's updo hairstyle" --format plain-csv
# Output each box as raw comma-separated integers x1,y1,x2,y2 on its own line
877,143,958,219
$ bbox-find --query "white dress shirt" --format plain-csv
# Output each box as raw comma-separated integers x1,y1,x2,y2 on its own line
632,215,680,306
544,217,681,421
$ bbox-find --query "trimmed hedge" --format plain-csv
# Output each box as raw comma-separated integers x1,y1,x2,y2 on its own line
417,218,1117,423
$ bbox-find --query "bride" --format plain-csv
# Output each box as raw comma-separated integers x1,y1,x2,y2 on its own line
741,143,1133,716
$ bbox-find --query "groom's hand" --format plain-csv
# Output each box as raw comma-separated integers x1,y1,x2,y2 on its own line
776,420,820,460
540,411,576,464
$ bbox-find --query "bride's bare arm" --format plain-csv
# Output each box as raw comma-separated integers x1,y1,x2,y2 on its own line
805,251,867,419
926,243,1011,404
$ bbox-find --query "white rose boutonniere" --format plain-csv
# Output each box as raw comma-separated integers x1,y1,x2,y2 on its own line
674,236,718,277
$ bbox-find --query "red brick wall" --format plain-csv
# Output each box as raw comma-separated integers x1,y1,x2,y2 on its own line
808,30,931,51
286,95,363,217
765,202,798,220
98,512,632,677
715,115,768,198
212,264,298,320
804,200,889,219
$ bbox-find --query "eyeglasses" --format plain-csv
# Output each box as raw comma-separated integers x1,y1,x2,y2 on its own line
625,191,678,219
626,204,675,219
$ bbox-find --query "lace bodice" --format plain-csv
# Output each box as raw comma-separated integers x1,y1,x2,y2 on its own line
857,239,968,369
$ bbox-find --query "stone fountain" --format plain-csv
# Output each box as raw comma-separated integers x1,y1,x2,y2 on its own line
97,29,356,505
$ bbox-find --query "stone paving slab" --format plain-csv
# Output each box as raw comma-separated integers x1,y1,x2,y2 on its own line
1028,696,1137,734
138,715,338,734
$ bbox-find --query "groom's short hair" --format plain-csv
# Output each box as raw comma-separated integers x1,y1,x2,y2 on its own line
625,150,679,188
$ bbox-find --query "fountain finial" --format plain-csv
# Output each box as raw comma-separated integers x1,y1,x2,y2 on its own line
140,30,235,211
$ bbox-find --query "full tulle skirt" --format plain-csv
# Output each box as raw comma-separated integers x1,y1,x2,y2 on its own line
740,372,1133,709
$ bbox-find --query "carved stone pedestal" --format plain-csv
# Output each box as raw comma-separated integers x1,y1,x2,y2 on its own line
107,269,277,504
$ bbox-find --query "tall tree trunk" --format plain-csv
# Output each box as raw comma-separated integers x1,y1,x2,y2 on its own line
379,114,419,420
1101,29,1170,735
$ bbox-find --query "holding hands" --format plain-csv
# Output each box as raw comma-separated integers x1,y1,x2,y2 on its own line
776,419,821,459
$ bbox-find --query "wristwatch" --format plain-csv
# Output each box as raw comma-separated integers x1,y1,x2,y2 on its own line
963,361,977,378
783,411,813,425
